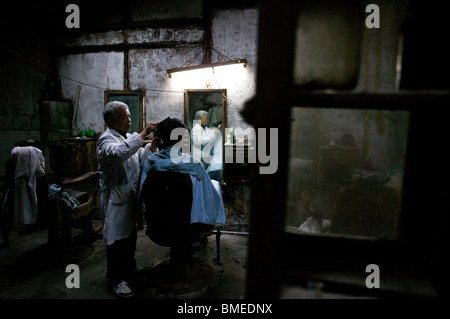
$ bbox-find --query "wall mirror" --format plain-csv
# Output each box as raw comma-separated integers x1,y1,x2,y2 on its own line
104,90,145,134
184,89,227,182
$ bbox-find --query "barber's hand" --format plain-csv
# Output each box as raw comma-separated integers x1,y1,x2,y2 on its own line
145,122,157,135
150,137,161,152
140,122,157,140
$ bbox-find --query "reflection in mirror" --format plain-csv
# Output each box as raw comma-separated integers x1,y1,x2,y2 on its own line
285,107,409,240
184,89,227,183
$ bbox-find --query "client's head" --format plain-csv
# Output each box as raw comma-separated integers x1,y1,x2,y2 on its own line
155,117,187,148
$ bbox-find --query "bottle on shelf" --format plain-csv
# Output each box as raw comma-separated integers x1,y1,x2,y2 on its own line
88,123,96,137
71,123,79,137
79,124,87,138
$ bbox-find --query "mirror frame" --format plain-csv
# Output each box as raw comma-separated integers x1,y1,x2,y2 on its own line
104,90,146,134
184,89,227,180
184,89,227,131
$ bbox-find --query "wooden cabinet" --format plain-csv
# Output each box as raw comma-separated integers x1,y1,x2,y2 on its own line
51,138,98,175
223,143,254,182
318,145,362,184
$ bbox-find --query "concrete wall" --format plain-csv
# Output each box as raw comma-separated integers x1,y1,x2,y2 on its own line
0,36,49,177
0,1,258,180
59,52,125,131
211,9,259,131
0,0,411,181
57,7,259,134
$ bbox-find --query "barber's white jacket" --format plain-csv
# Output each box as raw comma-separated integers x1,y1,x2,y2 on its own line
97,127,153,245
191,122,217,164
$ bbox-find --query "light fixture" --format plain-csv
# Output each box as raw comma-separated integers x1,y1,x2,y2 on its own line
167,59,247,78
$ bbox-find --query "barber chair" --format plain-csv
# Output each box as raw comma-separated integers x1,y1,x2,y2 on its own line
48,171,100,253
330,180,400,238
1,142,99,264
140,171,215,293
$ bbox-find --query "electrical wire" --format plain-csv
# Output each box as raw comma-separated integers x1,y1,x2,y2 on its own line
2,43,245,110
178,48,204,68
211,47,233,62
211,66,230,106
1,44,184,94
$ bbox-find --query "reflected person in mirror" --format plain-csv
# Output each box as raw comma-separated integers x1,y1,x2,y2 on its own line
191,110,221,171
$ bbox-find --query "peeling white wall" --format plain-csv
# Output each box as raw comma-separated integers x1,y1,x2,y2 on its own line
212,9,259,130
58,52,124,132
57,8,259,135
58,28,204,47
129,47,199,121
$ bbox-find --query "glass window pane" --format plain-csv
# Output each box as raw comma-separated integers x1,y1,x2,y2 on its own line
285,107,409,240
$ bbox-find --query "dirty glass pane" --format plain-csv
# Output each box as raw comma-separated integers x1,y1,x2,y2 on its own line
293,1,364,90
285,107,409,240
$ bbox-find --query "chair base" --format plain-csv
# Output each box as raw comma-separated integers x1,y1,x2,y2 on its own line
149,258,215,294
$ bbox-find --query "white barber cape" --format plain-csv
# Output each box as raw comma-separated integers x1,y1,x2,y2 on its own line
10,146,46,231
97,127,154,245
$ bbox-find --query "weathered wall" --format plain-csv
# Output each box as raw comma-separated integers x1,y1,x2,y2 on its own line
58,52,125,131
0,36,49,177
211,9,259,130
57,7,259,134
0,0,412,180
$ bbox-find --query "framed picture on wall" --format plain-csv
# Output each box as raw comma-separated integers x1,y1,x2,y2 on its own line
104,90,145,134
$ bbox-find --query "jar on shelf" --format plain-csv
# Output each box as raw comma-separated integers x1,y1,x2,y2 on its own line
88,123,96,137
79,124,87,138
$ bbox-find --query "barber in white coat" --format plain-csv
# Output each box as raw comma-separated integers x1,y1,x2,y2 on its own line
97,101,159,298
191,110,220,169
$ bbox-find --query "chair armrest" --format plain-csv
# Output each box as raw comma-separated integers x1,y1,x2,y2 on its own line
61,171,99,188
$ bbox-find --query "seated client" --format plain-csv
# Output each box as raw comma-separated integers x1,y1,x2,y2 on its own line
138,117,225,236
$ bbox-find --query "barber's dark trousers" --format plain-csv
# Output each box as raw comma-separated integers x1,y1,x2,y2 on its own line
106,230,137,284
